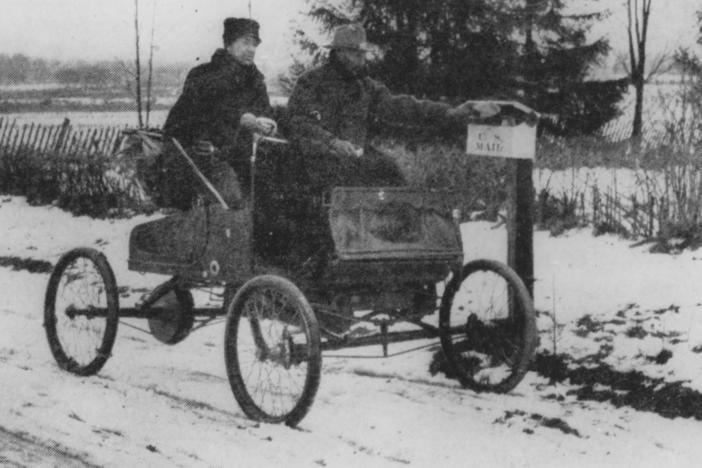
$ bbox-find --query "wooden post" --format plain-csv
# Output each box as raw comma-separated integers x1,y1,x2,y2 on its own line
0,118,15,150
54,118,71,152
466,101,537,297
507,158,534,296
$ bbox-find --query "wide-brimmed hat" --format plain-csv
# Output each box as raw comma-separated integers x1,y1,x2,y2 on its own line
223,17,261,46
325,23,370,51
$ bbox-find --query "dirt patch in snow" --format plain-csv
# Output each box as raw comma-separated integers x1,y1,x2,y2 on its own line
534,352,702,420
0,256,53,274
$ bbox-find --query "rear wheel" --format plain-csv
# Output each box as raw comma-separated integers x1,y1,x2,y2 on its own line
439,259,536,393
224,275,321,426
44,248,119,376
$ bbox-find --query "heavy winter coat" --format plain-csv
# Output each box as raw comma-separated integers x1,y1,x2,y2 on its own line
163,48,271,164
158,49,271,209
286,59,454,188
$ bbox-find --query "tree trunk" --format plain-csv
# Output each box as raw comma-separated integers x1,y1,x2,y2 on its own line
134,0,143,129
632,80,644,139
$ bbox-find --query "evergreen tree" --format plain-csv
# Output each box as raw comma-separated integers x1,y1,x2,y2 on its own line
290,0,626,135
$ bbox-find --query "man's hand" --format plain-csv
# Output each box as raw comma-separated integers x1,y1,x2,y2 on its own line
447,101,501,121
331,138,362,158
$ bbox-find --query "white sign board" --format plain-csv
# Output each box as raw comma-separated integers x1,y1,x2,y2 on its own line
466,123,536,160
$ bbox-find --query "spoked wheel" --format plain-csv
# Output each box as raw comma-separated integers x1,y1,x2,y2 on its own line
44,248,119,376
224,275,321,427
439,259,536,393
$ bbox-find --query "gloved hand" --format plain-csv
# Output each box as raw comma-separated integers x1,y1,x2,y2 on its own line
331,138,363,158
447,101,501,121
193,140,216,156
240,113,277,135
255,117,277,136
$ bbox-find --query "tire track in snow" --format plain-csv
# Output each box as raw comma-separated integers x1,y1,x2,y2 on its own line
0,425,99,467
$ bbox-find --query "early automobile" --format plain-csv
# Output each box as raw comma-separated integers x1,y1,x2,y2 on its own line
44,116,536,427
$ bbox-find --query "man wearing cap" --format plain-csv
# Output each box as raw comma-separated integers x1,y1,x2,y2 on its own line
287,22,499,192
158,17,274,210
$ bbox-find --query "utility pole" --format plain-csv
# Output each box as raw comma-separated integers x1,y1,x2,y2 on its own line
248,1,252,18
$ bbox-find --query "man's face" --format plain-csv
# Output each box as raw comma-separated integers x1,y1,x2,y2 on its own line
335,48,367,75
227,35,259,65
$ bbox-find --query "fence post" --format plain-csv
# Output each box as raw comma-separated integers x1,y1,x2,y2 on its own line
648,196,655,237
54,118,71,152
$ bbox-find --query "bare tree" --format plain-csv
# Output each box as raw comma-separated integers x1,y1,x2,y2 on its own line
134,0,144,128
627,0,652,142
145,0,156,127
615,49,673,81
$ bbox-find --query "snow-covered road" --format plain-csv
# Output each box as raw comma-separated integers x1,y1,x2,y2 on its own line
3,196,702,467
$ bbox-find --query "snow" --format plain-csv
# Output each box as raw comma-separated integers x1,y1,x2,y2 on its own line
0,96,287,129
3,195,702,466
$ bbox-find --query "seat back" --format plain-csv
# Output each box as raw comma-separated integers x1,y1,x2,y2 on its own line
108,129,164,203
328,187,463,261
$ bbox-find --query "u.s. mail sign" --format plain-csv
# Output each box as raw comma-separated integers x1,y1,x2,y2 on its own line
466,123,536,160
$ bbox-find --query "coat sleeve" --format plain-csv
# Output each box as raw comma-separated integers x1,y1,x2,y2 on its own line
254,78,273,118
163,69,203,147
369,79,452,131
206,71,272,150
286,72,340,157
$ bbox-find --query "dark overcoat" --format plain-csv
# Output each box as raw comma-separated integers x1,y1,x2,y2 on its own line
158,49,272,209
164,48,271,158
286,59,453,189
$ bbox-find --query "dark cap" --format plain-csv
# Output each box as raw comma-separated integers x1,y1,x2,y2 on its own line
223,17,261,46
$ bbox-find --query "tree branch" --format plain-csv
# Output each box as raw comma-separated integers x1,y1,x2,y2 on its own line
645,51,673,81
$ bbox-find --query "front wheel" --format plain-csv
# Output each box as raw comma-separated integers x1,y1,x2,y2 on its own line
44,248,119,376
224,275,321,426
439,259,536,393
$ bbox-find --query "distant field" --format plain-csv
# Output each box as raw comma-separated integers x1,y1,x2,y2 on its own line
0,110,167,128
0,96,288,128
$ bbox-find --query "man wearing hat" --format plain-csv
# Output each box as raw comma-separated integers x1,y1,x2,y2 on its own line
287,22,499,192
158,17,275,210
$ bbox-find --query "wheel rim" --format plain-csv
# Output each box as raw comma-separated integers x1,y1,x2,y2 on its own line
53,256,111,369
235,284,314,420
444,267,529,390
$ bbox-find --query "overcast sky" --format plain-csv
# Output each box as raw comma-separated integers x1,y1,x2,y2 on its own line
0,0,699,69
0,0,308,66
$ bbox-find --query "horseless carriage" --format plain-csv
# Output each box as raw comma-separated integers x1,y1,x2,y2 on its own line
43,111,537,427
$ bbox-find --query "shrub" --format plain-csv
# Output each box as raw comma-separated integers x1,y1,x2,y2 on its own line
376,135,508,221
0,133,149,218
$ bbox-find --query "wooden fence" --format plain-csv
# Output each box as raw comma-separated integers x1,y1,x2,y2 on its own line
540,183,663,239
0,117,123,158
0,117,144,216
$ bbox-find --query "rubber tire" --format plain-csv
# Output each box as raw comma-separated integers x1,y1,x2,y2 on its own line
439,259,536,393
44,248,119,376
224,275,321,427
